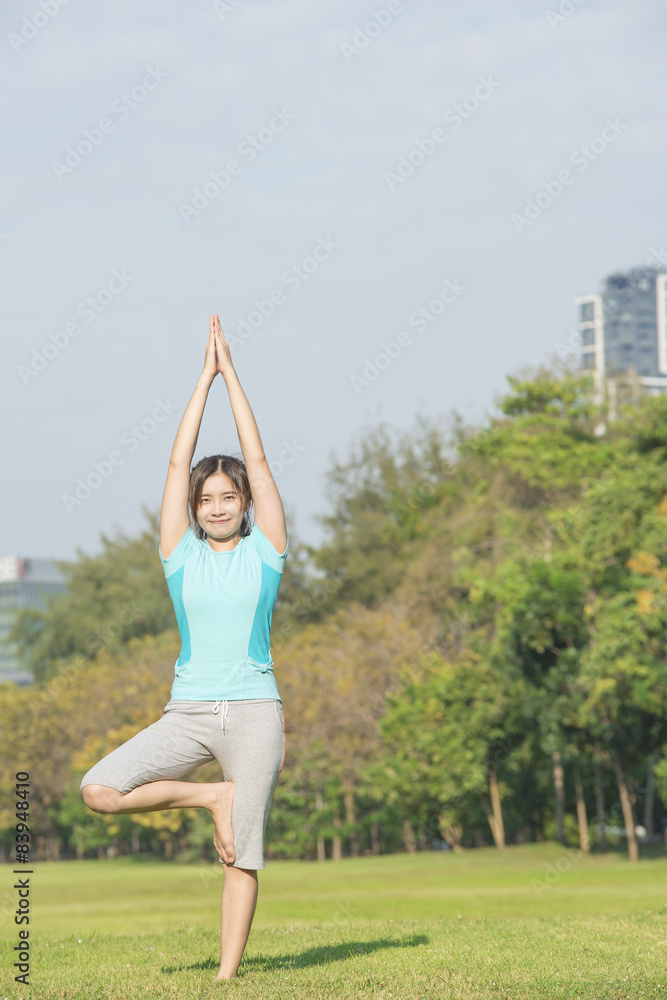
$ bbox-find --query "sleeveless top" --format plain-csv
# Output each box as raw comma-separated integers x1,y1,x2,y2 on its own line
158,521,289,700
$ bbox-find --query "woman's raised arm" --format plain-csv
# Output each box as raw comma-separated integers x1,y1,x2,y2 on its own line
212,314,288,555
159,324,218,559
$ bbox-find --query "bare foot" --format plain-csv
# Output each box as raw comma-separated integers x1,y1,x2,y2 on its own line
210,781,235,864
213,971,236,981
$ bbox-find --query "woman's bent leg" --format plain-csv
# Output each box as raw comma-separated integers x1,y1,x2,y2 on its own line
79,707,238,862
82,780,235,863
215,866,259,980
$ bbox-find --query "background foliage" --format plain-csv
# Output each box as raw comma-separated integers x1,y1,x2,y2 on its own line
2,366,666,863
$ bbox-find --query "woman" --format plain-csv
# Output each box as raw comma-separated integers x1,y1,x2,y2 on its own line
80,314,289,980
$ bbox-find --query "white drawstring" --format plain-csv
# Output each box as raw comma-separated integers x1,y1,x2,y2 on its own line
212,699,229,734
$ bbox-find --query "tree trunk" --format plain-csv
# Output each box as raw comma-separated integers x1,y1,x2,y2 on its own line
644,752,657,841
594,759,607,853
417,825,433,851
612,753,639,862
332,811,342,860
315,789,326,862
178,829,188,856
403,818,417,853
48,832,61,861
344,786,358,857
552,750,565,843
573,758,590,853
438,813,464,852
486,766,505,849
370,821,380,856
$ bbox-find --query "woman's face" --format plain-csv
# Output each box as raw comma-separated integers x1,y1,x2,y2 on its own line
196,472,248,541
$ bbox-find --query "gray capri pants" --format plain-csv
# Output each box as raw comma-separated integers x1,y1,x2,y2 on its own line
80,698,285,870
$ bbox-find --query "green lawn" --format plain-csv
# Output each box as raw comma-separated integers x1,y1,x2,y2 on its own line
1,844,666,999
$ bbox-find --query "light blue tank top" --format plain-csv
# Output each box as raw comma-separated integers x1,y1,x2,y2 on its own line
159,521,289,700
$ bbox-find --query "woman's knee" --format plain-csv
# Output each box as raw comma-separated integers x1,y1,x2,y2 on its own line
81,783,123,813
225,865,258,881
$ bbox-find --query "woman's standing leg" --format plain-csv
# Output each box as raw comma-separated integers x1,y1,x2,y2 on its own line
210,699,285,979
215,866,259,980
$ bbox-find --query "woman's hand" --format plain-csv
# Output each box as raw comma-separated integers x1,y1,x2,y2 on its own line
211,313,235,378
202,319,219,380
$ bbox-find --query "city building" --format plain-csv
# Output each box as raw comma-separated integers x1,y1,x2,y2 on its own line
577,265,667,395
0,555,66,685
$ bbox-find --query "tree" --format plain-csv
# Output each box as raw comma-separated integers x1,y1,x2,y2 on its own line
310,413,452,610
378,649,523,850
557,451,667,859
8,509,175,681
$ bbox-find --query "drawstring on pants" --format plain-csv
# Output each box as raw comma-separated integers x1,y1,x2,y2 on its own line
212,700,229,734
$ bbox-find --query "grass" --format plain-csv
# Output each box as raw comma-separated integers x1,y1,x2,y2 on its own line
1,843,666,999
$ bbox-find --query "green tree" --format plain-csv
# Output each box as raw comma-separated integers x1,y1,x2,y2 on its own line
9,509,174,681
310,413,452,610
378,649,523,850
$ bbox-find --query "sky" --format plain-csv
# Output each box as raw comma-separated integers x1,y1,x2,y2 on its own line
2,0,665,564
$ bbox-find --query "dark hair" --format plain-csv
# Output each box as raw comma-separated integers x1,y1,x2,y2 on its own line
189,454,253,540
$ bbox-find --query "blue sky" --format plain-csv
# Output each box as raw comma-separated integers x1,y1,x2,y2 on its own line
2,0,665,562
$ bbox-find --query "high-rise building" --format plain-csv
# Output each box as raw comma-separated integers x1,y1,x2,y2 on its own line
0,555,66,685
577,266,667,395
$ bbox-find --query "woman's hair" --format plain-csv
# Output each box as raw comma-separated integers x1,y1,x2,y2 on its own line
189,454,253,540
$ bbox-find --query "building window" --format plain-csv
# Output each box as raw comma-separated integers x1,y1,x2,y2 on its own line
580,302,595,322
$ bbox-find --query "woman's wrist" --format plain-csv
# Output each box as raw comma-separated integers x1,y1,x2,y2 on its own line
220,365,238,383
198,369,217,388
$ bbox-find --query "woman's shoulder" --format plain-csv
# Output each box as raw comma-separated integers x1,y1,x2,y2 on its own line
246,520,289,567
159,523,201,570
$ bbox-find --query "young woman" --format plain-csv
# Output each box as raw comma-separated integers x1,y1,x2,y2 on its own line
80,314,289,980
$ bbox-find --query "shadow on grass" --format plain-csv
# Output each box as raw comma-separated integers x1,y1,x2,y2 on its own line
162,933,429,975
